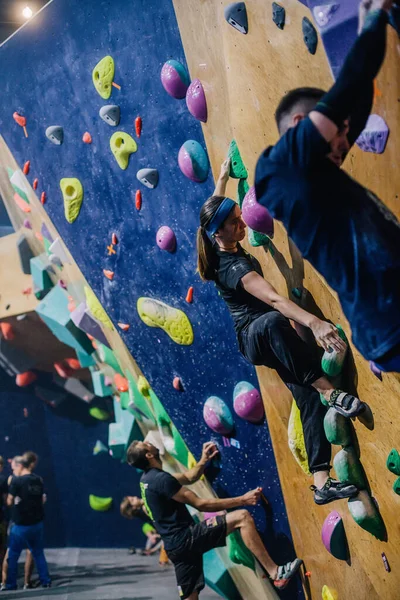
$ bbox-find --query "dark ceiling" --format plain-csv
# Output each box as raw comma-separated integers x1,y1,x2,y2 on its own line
0,0,48,43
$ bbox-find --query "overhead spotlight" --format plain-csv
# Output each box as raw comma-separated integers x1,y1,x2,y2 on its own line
22,6,33,19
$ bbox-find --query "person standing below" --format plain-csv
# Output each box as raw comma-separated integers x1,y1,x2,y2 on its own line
127,440,303,599
3,452,50,591
255,0,400,372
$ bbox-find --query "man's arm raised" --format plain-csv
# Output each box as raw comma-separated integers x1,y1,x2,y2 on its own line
173,442,219,486
172,486,262,512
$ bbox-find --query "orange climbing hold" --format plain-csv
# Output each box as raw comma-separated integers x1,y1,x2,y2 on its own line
22,287,32,295
23,161,30,175
114,373,129,392
172,376,183,391
14,193,31,213
0,322,15,341
40,192,46,205
33,178,38,190
82,131,92,144
112,233,118,245
135,190,142,210
118,323,130,331
67,297,77,312
112,81,121,90
35,232,43,242
64,358,81,370
185,286,194,303
103,269,114,281
16,371,37,387
107,244,116,256
135,116,142,137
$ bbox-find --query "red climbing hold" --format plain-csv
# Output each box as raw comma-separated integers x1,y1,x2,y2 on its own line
305,571,312,578
33,178,38,190
82,132,92,144
13,112,28,137
23,161,30,175
64,358,81,370
112,233,118,245
135,116,142,138
54,361,73,379
40,192,46,205
22,287,32,295
103,269,115,281
114,373,129,392
172,376,183,391
118,323,130,331
0,322,15,341
135,190,142,211
16,371,37,387
185,286,194,303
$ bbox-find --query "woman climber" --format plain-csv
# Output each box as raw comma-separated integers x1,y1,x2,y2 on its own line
197,159,363,505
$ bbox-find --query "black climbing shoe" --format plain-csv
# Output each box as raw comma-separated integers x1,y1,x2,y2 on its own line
312,478,358,505
273,558,303,589
328,389,365,418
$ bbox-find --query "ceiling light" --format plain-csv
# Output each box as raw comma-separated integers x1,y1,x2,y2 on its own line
22,6,33,19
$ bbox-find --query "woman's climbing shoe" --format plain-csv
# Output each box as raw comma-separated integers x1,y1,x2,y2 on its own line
311,478,358,505
273,558,303,589
328,390,365,418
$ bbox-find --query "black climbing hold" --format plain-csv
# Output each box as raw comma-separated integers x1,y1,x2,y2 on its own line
224,2,248,35
302,17,318,55
272,2,285,30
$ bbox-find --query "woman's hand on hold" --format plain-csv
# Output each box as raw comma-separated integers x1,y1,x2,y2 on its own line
241,487,262,506
219,159,231,183
309,318,346,353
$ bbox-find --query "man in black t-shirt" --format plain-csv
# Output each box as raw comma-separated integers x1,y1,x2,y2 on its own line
0,457,8,567
127,440,303,599
5,454,50,591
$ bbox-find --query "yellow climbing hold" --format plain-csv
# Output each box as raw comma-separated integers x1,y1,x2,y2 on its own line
89,494,113,512
322,585,338,600
84,286,114,331
110,131,137,170
89,407,110,421
137,297,194,346
92,56,115,100
288,400,311,476
137,375,151,398
60,178,83,224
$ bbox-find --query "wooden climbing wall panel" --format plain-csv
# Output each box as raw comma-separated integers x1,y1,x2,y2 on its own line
173,1,400,598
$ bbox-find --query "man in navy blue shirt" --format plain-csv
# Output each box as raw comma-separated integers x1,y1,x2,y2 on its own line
255,0,400,372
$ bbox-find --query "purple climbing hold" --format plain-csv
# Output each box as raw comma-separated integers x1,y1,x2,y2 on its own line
178,140,209,183
321,510,348,560
23,219,32,230
203,396,234,436
242,186,274,237
156,226,176,253
161,60,190,99
312,4,340,28
233,381,264,423
369,361,383,381
186,79,207,123
356,114,389,154
41,223,53,243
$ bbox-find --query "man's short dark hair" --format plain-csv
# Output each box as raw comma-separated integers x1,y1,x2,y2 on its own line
126,441,149,471
21,451,38,469
275,87,326,134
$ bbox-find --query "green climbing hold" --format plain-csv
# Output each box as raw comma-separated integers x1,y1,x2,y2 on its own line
110,132,137,170
227,530,255,571
348,490,386,541
237,178,250,208
386,448,400,475
333,447,367,490
89,407,110,421
89,494,113,511
323,408,352,446
60,178,84,224
228,140,248,179
137,297,194,345
248,228,270,247
96,343,123,374
321,324,348,377
92,56,115,100
393,477,400,495
84,286,113,331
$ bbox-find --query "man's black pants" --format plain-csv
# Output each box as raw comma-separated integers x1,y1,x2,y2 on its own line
239,311,331,473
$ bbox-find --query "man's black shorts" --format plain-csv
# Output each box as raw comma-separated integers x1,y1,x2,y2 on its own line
167,515,227,599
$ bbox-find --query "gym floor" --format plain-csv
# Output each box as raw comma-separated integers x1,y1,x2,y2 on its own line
0,548,220,599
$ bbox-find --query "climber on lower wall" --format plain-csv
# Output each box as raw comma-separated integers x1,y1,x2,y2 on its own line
127,439,303,599
197,161,361,505
255,0,400,374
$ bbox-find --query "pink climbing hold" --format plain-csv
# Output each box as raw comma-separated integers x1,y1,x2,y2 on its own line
161,59,190,99
104,376,113,387
82,132,92,144
172,376,183,391
156,226,176,252
242,186,274,237
233,381,264,423
369,360,383,381
186,79,207,123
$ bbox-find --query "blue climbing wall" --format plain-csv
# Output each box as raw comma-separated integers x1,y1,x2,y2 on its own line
0,0,301,591
0,368,144,548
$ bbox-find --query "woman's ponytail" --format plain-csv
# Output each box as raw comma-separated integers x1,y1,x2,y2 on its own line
197,195,227,281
